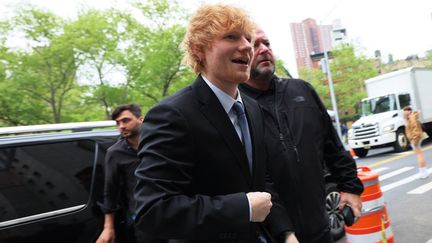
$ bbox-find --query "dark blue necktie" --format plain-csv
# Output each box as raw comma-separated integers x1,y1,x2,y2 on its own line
232,101,253,174
234,102,267,243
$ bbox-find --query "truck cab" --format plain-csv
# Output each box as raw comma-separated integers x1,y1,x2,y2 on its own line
348,93,411,157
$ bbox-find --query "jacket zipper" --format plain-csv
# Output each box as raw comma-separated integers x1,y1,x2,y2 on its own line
272,78,305,232
273,84,300,163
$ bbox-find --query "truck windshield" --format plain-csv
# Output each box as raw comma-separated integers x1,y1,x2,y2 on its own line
362,94,397,116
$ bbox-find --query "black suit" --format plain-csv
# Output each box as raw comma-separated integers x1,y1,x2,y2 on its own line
134,76,288,242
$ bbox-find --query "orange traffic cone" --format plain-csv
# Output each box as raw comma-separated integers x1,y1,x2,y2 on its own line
345,167,394,243
350,148,359,159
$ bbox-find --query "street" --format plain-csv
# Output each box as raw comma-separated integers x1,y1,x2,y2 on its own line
337,139,432,243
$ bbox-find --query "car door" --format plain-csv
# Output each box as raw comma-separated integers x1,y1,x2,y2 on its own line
0,137,114,243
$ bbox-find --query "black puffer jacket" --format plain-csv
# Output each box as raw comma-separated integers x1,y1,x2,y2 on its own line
240,76,363,242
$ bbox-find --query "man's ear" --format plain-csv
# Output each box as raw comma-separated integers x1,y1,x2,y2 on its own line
192,45,204,63
139,116,144,123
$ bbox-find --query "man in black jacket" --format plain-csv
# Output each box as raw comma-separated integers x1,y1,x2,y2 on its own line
98,104,145,243
239,28,364,243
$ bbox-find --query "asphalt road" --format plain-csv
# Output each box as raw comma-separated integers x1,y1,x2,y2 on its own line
337,139,432,243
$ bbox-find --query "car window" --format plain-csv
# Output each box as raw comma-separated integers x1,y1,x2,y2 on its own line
0,140,96,223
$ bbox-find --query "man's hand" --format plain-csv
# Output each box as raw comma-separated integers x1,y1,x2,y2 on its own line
284,232,299,243
95,227,115,243
246,192,272,222
340,192,362,219
96,213,116,243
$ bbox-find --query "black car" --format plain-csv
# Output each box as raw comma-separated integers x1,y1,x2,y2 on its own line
0,121,118,243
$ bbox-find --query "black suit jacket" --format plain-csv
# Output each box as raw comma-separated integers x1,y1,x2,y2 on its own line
134,76,288,242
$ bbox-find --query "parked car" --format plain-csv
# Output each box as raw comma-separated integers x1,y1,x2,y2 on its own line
0,121,118,243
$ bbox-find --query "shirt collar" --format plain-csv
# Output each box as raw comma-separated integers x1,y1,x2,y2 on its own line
202,75,243,113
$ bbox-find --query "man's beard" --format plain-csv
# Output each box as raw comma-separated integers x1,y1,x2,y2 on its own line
121,124,140,139
250,65,275,80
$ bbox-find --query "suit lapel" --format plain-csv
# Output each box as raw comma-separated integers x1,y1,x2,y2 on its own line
192,76,252,184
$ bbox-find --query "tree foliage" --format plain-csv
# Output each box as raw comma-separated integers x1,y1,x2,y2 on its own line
0,1,193,126
69,9,136,119
330,44,376,118
298,67,328,104
426,51,432,68
1,8,78,124
275,59,292,78
299,44,376,121
128,0,194,111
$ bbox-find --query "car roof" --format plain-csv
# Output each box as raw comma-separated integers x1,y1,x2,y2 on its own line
0,121,119,146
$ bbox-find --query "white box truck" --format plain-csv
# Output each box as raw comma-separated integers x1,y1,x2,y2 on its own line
348,67,432,157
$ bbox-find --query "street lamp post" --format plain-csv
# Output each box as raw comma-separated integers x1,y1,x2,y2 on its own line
317,0,345,142
322,50,342,140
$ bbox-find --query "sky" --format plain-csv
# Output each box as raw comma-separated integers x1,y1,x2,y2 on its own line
1,0,432,77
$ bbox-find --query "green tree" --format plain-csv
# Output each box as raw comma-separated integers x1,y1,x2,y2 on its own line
425,51,432,68
298,45,376,120
0,21,7,83
275,59,292,78
0,1,197,125
330,44,376,119
4,8,79,124
0,23,38,126
298,67,329,106
128,0,194,111
68,9,137,119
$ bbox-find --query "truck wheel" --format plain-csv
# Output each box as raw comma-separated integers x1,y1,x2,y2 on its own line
354,148,368,157
394,128,409,152
325,182,345,240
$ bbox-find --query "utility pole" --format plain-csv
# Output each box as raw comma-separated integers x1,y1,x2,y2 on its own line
319,0,345,141
321,49,342,140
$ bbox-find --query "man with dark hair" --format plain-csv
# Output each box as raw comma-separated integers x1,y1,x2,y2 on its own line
111,104,142,121
239,28,363,243
97,103,144,243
